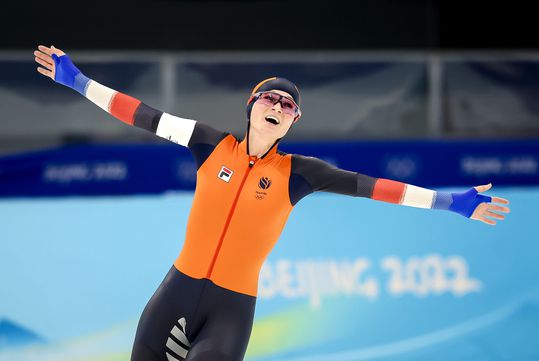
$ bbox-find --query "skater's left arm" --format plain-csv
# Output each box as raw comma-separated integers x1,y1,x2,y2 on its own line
289,154,510,225
369,179,511,226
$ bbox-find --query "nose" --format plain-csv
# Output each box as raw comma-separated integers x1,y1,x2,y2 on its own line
271,101,282,113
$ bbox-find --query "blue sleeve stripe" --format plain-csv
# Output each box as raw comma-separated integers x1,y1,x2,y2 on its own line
73,72,91,96
432,191,453,210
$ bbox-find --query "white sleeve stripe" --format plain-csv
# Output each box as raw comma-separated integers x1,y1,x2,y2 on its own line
401,184,436,209
156,112,196,147
400,183,407,204
85,80,117,112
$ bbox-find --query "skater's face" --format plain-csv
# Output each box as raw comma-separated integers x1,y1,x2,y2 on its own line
250,89,298,139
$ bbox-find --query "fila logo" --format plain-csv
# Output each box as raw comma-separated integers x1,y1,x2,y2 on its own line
218,165,234,183
165,317,191,360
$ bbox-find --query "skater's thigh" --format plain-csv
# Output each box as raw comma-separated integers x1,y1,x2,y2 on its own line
131,341,162,361
184,318,253,361
131,266,205,360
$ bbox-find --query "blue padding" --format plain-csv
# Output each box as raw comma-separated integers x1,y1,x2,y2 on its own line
51,54,82,89
73,72,91,95
432,191,453,210
449,187,492,218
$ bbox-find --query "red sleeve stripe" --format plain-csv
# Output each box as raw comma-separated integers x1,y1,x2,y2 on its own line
371,178,406,204
109,92,142,126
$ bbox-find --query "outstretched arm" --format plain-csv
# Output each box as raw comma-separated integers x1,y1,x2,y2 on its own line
290,154,510,226
369,179,510,226
33,45,228,153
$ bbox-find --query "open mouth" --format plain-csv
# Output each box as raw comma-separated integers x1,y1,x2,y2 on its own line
265,115,280,125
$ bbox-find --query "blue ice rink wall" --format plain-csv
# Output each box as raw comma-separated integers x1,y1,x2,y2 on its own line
1,140,538,197
0,143,537,361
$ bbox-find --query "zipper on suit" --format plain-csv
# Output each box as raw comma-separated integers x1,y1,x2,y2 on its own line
206,156,257,278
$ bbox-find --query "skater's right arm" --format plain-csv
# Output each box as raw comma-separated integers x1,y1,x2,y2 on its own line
34,45,228,153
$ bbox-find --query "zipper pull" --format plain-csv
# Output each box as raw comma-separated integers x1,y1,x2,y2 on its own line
249,157,256,168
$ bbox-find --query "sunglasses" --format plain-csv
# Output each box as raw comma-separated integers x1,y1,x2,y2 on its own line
252,91,302,119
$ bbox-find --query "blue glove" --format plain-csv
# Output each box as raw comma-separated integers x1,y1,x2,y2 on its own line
435,187,492,218
51,53,89,95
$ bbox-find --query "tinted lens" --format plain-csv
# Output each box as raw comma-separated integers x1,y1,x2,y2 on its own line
258,92,278,106
280,97,298,116
256,92,299,117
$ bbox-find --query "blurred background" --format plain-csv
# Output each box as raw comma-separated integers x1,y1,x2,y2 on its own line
1,0,538,360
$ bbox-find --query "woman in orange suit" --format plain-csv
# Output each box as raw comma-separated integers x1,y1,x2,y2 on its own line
34,45,510,361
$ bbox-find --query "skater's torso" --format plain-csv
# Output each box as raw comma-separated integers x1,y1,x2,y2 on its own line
175,133,294,296
149,114,373,298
